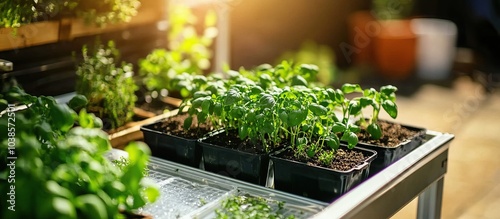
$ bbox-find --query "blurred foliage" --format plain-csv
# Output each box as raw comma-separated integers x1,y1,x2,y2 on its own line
373,0,414,20
276,41,338,86
0,87,158,218
0,0,140,28
75,40,138,130
139,4,217,97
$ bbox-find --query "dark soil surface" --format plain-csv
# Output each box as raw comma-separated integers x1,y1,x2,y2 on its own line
277,148,366,171
201,129,267,154
136,99,177,116
153,114,214,139
357,120,421,148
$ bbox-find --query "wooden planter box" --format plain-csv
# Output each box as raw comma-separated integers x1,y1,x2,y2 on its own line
0,21,60,52
0,0,165,51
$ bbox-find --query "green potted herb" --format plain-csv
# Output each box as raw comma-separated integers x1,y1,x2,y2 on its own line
0,90,159,219
263,85,377,202
346,84,426,174
75,40,138,131
177,62,346,185
140,73,225,167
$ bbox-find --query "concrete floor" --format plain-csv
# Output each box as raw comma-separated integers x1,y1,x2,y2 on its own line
384,76,500,219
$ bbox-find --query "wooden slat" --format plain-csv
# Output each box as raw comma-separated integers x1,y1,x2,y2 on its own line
0,0,165,51
69,1,165,39
0,21,60,51
109,109,179,149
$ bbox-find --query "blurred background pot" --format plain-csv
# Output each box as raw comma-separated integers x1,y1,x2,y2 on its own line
373,19,417,80
411,18,458,81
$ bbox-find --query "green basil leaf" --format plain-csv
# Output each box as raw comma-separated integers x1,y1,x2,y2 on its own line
334,89,344,103
367,123,382,140
359,97,374,108
341,83,362,94
348,101,361,115
363,88,377,98
309,103,328,116
239,125,249,140
193,91,211,99
259,93,275,108
291,75,308,86
288,108,308,127
50,104,75,133
380,85,398,96
224,89,241,105
382,99,398,119
326,88,336,101
306,146,316,158
68,94,88,111
183,116,193,130
213,103,222,116
331,122,346,133
250,86,264,95
299,64,319,76
341,131,358,148
326,135,340,150
201,99,211,114
278,111,288,124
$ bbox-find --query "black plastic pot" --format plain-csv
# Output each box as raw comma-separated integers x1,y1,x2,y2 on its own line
355,124,426,175
198,132,269,186
141,121,202,168
269,146,377,202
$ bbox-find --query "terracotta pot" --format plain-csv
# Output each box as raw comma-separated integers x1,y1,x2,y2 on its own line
347,11,377,65
373,19,417,80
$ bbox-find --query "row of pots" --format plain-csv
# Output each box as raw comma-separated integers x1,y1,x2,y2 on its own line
141,115,426,203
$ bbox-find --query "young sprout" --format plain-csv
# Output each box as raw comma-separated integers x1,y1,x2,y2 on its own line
358,85,398,139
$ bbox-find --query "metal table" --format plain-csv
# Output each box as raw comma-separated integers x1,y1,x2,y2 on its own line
312,130,454,219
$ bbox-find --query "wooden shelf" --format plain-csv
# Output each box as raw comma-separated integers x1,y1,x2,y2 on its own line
0,21,60,51
0,0,165,52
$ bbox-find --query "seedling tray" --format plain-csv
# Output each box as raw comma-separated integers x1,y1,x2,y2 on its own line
140,156,326,219
141,120,202,168
355,123,427,175
269,145,377,203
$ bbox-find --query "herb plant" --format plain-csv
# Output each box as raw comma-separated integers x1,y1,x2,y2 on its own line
75,40,138,130
276,41,338,86
178,60,398,167
0,89,159,219
356,85,398,139
239,61,319,89
215,194,295,219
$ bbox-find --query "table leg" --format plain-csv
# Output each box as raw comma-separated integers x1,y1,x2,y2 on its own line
417,177,444,219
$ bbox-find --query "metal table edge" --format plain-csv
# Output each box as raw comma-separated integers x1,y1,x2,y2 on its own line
311,130,455,219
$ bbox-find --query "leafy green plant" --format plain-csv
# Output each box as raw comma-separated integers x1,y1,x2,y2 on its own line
355,85,398,139
0,89,159,219
139,4,217,98
179,61,398,166
239,61,319,90
215,194,295,219
276,40,338,86
75,40,138,130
